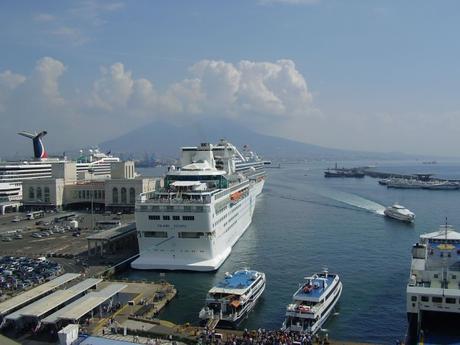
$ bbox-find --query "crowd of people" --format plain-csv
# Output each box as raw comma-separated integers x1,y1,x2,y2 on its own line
200,328,330,345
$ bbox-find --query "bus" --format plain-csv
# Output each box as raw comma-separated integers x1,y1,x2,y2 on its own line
54,213,76,223
95,220,121,229
26,210,45,220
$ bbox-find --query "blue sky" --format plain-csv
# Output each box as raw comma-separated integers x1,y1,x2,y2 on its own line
1,0,460,156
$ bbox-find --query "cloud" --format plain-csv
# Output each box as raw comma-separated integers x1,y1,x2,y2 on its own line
69,0,125,26
90,63,134,110
0,57,316,154
258,0,320,5
51,26,88,46
0,70,26,112
88,59,314,124
33,13,56,22
0,71,26,90
33,57,66,106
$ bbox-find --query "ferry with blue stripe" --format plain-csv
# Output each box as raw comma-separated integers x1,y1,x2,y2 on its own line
282,268,342,335
199,269,266,326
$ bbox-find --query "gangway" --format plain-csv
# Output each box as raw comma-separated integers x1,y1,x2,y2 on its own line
206,315,220,331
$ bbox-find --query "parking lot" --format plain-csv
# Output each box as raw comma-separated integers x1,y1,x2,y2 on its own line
0,256,63,300
0,211,135,258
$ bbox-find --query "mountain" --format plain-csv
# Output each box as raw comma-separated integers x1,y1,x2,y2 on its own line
100,119,419,160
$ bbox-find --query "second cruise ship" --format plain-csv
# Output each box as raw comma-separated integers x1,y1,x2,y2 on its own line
132,140,266,271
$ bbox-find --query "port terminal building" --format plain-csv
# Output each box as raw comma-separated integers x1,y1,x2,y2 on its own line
21,161,161,212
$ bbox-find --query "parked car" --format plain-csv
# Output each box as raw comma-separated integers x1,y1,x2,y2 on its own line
2,237,12,242
14,234,23,239
31,233,42,238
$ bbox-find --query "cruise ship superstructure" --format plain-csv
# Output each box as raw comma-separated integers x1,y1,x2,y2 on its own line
132,140,266,271
0,131,120,201
406,224,460,343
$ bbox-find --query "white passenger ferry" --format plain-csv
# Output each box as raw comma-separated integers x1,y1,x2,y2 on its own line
131,140,266,271
384,204,415,223
199,269,266,326
282,269,342,335
406,224,460,344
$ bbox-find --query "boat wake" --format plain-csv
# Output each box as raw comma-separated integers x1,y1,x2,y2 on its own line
268,189,385,215
318,189,386,215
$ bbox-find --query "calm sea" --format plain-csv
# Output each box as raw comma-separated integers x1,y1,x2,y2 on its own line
124,161,460,344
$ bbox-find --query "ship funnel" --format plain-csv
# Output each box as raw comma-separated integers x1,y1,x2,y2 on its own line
17,131,48,159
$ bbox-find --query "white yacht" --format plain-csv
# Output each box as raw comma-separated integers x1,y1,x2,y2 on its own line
406,224,460,344
384,204,415,223
199,269,266,326
282,269,342,335
132,140,266,271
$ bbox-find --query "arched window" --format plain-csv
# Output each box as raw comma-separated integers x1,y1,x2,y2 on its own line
121,187,127,204
29,187,35,199
44,187,50,203
129,187,136,204
36,187,42,201
112,187,118,204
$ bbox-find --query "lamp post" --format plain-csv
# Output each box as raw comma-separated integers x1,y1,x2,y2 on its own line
88,167,95,230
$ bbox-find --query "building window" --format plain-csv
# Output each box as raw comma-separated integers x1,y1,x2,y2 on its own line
78,190,82,199
452,275,457,280
129,187,136,204
44,187,50,203
29,187,35,199
183,216,195,221
121,187,127,204
86,190,90,199
421,296,429,302
446,297,456,304
178,232,204,238
163,215,170,221
434,274,439,278
102,190,105,199
113,187,118,204
36,187,42,201
173,216,180,220
149,215,160,220
411,296,417,302
432,297,443,303
143,231,168,238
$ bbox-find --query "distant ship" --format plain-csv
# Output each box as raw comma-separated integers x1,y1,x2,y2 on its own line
199,269,266,326
282,268,342,335
132,139,266,271
0,131,120,201
406,224,460,344
324,163,365,178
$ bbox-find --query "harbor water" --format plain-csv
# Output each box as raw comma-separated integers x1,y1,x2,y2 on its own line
122,161,460,344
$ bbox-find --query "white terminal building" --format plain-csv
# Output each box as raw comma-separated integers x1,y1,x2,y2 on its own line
22,161,159,212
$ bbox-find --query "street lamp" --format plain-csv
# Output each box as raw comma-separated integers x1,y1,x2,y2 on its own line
88,167,95,230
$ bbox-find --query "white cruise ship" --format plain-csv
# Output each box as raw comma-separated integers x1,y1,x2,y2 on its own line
282,269,342,335
132,140,266,271
0,131,120,200
406,224,460,344
199,269,266,326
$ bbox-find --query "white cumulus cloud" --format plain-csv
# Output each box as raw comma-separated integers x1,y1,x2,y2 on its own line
90,63,134,110
0,70,26,112
89,59,314,122
33,57,66,106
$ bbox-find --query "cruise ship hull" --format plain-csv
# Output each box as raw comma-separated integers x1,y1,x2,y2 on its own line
132,179,264,271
